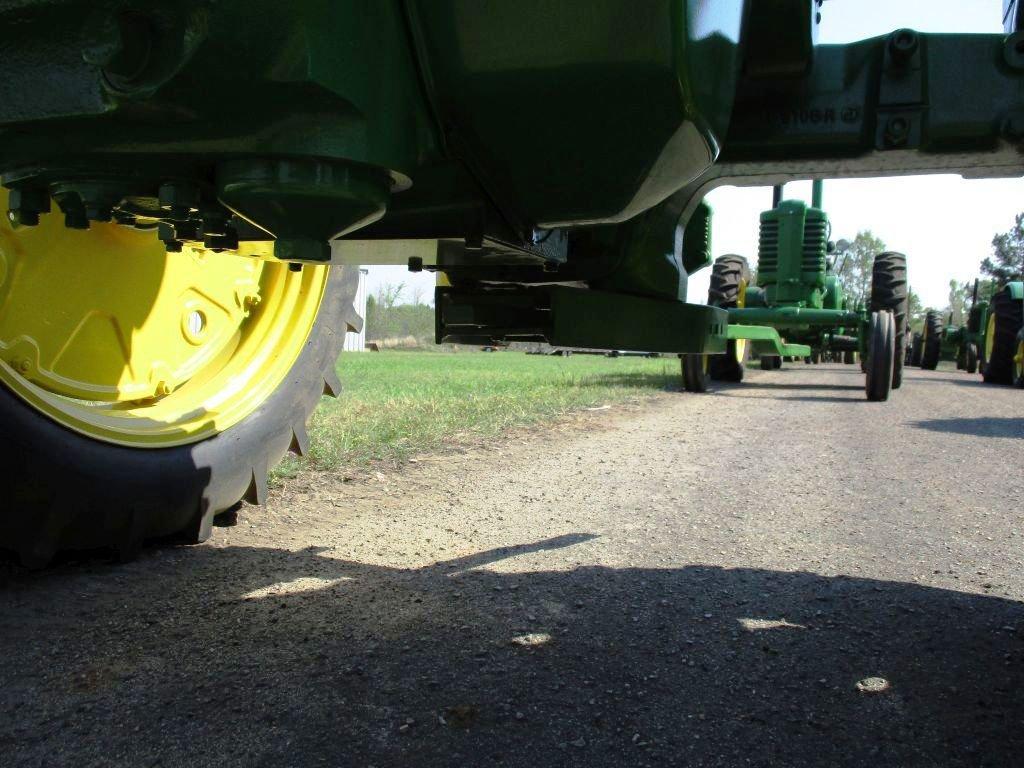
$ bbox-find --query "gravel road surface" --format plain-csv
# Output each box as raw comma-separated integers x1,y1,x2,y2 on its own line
2,363,1023,767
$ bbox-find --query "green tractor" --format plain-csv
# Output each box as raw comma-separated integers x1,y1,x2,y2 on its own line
979,282,1024,385
1,1,1024,563
682,181,908,401
917,309,955,371
919,280,989,374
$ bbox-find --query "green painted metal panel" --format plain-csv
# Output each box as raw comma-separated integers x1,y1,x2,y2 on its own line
727,324,811,357
436,285,727,354
727,306,861,328
405,0,744,226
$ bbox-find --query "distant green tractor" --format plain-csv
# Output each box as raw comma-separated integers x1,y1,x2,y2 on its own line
914,280,989,373
682,182,908,401
917,309,952,371
979,282,1024,386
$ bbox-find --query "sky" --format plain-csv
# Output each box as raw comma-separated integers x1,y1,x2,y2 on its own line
366,0,1016,310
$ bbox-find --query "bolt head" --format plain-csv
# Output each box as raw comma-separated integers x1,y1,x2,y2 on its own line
889,29,918,59
158,182,200,213
8,209,40,227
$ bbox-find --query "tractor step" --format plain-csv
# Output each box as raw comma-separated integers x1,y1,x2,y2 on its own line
436,286,728,354
727,324,811,358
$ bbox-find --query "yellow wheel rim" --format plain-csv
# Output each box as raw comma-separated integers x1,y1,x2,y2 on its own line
734,278,748,362
985,312,997,363
0,190,329,447
1014,340,1024,382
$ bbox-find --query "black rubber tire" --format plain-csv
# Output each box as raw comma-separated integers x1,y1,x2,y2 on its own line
0,266,362,567
870,252,908,388
773,357,783,369
1016,335,1024,388
966,343,978,374
920,310,943,370
707,254,751,382
1015,335,1024,391
909,332,923,367
865,311,895,402
982,287,1024,384
681,354,710,392
843,350,855,365
759,357,774,371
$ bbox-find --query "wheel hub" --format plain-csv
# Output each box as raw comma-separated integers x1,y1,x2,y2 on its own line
0,189,329,447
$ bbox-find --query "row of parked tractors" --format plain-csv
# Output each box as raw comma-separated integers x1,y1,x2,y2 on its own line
907,281,1024,387
684,182,1024,397
683,182,908,401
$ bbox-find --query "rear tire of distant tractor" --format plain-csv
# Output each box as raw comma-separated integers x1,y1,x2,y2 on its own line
870,252,908,389
682,354,711,393
760,357,775,371
920,310,943,371
966,343,978,374
982,287,1024,384
0,217,362,567
707,254,750,382
1014,337,1024,388
865,311,895,402
843,350,855,365
909,332,923,367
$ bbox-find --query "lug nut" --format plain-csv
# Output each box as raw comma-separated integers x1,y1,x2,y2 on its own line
159,182,201,222
174,220,201,241
204,226,238,252
64,209,90,230
200,210,229,237
7,187,51,228
157,222,184,252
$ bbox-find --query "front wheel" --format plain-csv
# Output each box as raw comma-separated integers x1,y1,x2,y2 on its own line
920,310,943,371
966,343,979,374
870,252,907,388
865,311,895,402
0,203,361,566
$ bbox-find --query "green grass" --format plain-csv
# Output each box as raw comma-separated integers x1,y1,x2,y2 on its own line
273,350,680,479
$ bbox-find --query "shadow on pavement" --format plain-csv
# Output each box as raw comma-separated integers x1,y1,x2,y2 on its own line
910,417,1024,439
713,393,863,404
733,382,864,392
2,538,1022,767
710,379,865,403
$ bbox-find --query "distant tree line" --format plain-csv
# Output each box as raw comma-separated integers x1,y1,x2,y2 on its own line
364,282,434,344
832,209,1024,333
931,214,1024,328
